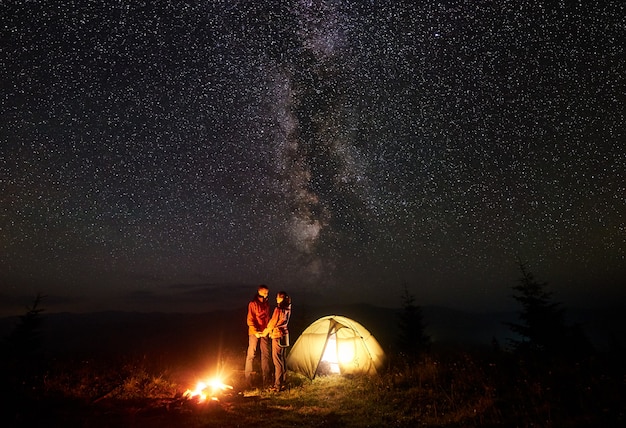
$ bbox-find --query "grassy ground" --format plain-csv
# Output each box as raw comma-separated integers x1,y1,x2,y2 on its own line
3,345,624,427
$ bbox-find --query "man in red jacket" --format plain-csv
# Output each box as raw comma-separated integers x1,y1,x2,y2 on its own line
244,284,271,388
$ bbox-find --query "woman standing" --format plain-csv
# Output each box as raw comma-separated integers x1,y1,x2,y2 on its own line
263,291,291,392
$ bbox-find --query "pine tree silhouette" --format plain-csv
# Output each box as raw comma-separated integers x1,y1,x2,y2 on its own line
2,293,47,393
506,263,592,360
397,284,430,359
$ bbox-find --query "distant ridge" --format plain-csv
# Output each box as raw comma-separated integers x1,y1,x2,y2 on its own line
1,304,623,356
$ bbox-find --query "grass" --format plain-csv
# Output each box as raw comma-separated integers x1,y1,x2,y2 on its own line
3,345,624,427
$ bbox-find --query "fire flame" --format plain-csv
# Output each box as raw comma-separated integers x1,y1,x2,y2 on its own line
183,377,233,403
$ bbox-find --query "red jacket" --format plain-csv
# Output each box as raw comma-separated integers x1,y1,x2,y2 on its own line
247,296,270,336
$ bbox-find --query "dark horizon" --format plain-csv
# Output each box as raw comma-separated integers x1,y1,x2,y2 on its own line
2,277,625,320
2,300,624,355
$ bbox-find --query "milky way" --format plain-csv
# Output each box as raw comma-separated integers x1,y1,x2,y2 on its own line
1,1,624,314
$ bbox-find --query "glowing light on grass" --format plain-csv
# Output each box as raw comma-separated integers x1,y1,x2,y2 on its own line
183,376,233,403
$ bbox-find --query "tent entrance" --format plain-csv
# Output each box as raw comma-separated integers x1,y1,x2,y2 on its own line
317,327,357,376
320,333,341,374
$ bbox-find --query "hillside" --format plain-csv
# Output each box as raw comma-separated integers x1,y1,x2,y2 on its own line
2,303,623,358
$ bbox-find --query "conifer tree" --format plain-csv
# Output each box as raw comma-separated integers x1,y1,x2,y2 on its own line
506,263,592,359
1,293,47,395
7,293,46,361
397,284,430,359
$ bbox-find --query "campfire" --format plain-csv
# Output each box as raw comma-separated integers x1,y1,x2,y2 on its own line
183,376,233,403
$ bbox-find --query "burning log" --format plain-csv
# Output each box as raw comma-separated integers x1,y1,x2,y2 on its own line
183,377,233,403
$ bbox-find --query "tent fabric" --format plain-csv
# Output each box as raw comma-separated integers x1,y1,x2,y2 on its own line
286,315,386,380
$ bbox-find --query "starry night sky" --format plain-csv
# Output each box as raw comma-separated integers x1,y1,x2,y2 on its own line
1,0,624,316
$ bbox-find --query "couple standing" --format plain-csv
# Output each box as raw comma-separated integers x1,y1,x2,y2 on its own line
245,284,291,392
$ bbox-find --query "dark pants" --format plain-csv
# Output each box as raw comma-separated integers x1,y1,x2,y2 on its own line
272,337,286,388
245,335,271,386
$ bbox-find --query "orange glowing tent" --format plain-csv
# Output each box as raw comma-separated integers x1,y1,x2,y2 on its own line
286,315,386,380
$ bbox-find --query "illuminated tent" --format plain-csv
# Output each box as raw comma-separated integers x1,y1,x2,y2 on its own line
286,315,386,380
